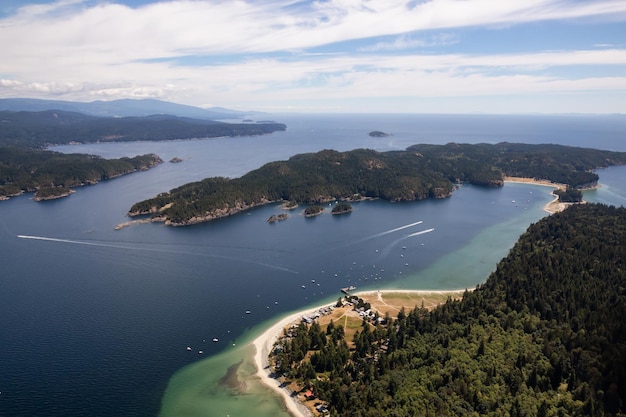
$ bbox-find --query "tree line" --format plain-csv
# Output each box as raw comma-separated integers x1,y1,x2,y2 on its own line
129,143,626,225
0,145,162,200
270,203,626,416
0,110,286,148
0,108,285,200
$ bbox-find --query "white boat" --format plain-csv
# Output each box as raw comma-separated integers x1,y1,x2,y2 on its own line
186,346,192,351
212,338,219,342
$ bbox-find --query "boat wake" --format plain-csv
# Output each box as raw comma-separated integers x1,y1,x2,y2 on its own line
16,234,298,274
354,220,423,244
17,234,122,247
406,228,435,238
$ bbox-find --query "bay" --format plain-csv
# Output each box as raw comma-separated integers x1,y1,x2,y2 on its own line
0,114,624,417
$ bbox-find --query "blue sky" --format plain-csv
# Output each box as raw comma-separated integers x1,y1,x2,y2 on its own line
1,0,625,113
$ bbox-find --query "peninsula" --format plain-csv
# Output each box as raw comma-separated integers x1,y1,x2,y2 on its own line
0,109,286,148
257,203,626,417
252,290,466,417
0,147,163,201
1,104,285,201
127,143,626,226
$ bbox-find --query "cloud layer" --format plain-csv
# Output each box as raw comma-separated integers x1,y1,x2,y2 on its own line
1,0,625,113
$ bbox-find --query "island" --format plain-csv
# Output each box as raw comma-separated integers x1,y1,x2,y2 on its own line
169,157,183,163
331,202,353,214
126,143,626,226
282,200,299,210
267,213,289,223
304,205,325,217
257,203,626,417
368,130,390,137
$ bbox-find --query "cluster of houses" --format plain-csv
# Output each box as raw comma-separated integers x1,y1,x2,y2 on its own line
301,305,335,324
355,306,386,324
299,295,388,327
342,295,387,325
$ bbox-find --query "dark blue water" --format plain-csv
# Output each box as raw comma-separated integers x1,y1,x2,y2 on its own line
1,114,625,417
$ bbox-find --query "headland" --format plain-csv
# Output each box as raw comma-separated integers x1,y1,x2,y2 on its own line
251,289,467,417
503,176,588,214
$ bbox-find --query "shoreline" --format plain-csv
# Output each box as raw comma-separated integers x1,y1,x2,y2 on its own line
251,289,468,417
503,176,579,214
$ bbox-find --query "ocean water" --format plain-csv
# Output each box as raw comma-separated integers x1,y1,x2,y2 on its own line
0,114,625,417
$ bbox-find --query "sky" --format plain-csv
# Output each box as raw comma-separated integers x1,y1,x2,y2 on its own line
1,0,626,114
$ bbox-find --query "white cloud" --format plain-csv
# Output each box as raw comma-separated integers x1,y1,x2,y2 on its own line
1,0,625,113
4,0,626,59
359,33,458,51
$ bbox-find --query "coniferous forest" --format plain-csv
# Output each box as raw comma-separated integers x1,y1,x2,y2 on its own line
0,109,285,200
129,143,626,225
0,146,162,200
0,110,286,148
271,204,626,417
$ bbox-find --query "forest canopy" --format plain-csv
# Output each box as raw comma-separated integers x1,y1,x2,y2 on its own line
0,145,162,200
129,143,626,226
0,109,285,201
271,203,626,417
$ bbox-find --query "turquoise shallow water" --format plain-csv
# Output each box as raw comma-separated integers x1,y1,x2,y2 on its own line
159,324,290,417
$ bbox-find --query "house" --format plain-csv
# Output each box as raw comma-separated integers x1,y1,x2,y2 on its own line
304,389,316,400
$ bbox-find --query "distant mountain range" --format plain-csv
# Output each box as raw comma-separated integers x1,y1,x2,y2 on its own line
0,98,255,120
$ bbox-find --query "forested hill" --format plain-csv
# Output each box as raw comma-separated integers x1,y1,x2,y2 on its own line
128,143,626,226
0,110,286,148
273,203,626,416
0,109,285,201
0,146,162,201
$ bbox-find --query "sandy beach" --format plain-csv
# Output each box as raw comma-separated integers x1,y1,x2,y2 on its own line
252,307,324,417
251,289,468,417
503,176,576,214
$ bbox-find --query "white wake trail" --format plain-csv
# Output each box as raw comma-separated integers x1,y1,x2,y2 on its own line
17,235,111,247
406,228,435,238
375,220,423,237
16,235,299,274
378,228,435,258
355,221,423,244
